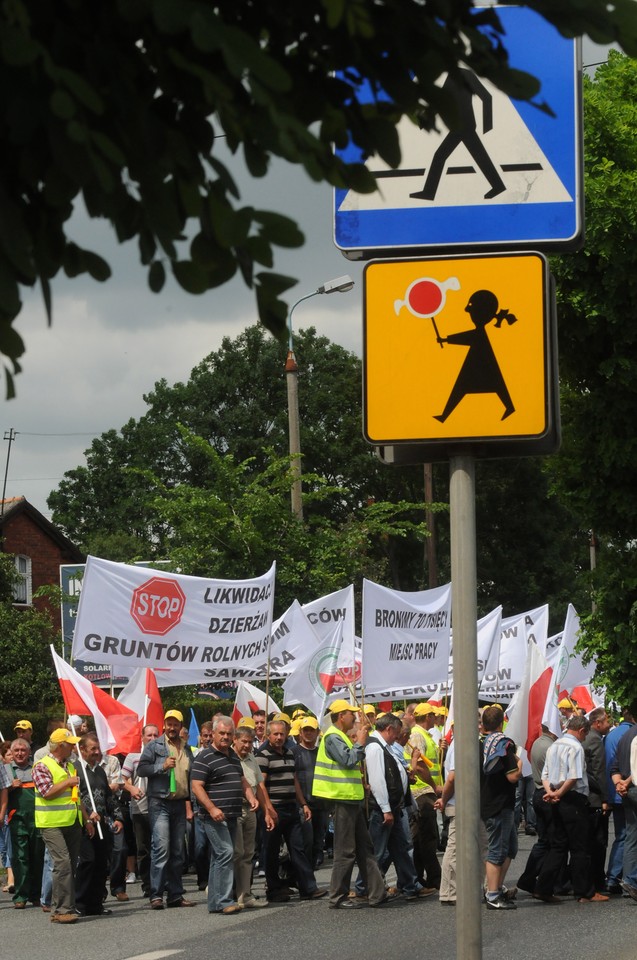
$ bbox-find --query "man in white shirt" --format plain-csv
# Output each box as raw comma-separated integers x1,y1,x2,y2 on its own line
535,715,608,904
356,713,431,902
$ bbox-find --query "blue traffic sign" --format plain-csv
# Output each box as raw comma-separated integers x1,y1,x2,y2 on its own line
334,7,582,255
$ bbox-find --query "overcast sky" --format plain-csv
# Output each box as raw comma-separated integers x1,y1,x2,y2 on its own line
1,37,611,521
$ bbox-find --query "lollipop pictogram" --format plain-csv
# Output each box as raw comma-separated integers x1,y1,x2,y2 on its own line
394,276,460,319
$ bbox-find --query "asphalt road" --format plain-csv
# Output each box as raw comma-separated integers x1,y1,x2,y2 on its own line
2,832,636,960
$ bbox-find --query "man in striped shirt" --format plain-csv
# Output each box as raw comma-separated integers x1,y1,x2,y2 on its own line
191,716,259,915
257,720,326,903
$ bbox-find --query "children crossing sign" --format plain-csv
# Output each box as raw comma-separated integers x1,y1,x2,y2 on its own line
363,253,560,459
334,6,582,255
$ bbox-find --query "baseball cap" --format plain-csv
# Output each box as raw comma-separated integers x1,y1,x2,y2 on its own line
414,703,435,717
558,698,574,709
271,712,292,725
66,715,83,729
300,716,319,730
290,720,302,737
292,709,307,720
236,716,256,731
50,729,81,745
327,700,361,715
164,709,184,723
363,704,377,716
14,719,33,731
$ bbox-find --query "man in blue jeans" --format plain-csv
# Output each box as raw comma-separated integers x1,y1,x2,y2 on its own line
191,716,259,914
609,706,637,901
137,709,195,910
356,713,433,901
605,708,635,893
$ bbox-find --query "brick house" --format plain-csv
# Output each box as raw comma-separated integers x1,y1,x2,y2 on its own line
0,496,85,630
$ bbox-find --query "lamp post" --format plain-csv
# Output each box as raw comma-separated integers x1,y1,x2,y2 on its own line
286,275,355,520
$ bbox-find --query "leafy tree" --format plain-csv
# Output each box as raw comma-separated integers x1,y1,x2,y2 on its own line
548,52,637,693
1,1,635,393
0,555,60,710
48,326,429,568
134,431,428,614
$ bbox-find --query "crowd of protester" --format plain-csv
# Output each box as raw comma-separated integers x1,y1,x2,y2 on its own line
2,694,637,924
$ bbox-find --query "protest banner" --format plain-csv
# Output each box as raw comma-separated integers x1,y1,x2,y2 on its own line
361,579,451,691
72,556,276,674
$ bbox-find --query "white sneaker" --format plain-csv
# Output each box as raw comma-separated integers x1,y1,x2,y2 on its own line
125,873,137,884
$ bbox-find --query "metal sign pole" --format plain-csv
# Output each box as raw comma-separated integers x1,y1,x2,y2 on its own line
450,454,482,960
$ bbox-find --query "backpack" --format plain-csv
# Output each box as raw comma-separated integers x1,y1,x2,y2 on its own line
482,732,515,775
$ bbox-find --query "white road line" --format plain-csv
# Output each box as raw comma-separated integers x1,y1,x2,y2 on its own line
123,952,184,960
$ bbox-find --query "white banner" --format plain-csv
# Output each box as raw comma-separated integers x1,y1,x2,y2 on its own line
479,604,548,702
476,606,503,686
361,580,451,691
302,585,354,650
72,556,276,673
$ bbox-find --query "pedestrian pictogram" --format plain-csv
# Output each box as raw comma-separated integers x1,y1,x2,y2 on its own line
130,577,186,636
334,6,581,254
409,69,507,203
363,253,558,456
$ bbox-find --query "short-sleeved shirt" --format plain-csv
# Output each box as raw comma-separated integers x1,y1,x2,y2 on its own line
256,744,297,807
542,733,588,796
191,746,243,820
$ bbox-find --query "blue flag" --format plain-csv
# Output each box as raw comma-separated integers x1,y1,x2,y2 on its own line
188,708,200,748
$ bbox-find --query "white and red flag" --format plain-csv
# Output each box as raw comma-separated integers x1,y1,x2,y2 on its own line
283,619,345,719
117,667,164,732
51,646,140,755
505,641,560,754
231,680,280,726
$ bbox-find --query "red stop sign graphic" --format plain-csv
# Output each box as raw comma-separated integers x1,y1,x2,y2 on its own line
130,577,186,636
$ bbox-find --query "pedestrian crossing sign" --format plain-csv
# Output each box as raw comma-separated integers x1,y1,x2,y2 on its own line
334,6,582,255
363,253,559,457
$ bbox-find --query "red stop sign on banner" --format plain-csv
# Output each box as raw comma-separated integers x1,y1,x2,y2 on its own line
130,577,186,636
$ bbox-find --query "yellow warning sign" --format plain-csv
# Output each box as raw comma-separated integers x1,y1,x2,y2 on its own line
364,253,552,445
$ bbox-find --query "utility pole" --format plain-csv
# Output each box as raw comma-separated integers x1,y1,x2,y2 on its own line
1,427,17,518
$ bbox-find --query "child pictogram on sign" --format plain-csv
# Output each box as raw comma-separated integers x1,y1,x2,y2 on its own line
434,289,517,422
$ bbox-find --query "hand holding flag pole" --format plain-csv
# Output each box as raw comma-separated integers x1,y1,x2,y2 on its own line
67,713,103,840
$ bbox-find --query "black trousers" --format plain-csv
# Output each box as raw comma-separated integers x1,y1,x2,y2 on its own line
535,792,593,900
76,830,113,915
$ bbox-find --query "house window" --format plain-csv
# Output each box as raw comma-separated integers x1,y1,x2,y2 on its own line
13,554,32,605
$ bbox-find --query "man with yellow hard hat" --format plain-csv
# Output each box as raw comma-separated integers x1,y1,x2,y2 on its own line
312,700,388,909
32,728,97,923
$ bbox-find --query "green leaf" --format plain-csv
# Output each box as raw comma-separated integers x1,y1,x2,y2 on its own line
57,68,105,115
148,260,166,293
83,250,112,282
0,26,39,66
50,89,76,120
253,211,304,249
172,260,210,294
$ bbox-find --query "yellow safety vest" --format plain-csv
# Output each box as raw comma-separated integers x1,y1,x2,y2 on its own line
407,727,442,792
34,755,82,829
311,725,364,801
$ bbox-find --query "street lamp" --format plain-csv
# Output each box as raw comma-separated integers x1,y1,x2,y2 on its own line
286,274,355,520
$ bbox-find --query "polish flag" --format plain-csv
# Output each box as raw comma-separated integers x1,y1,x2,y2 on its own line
51,647,141,755
570,684,601,714
506,641,559,754
232,680,280,727
117,668,164,733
